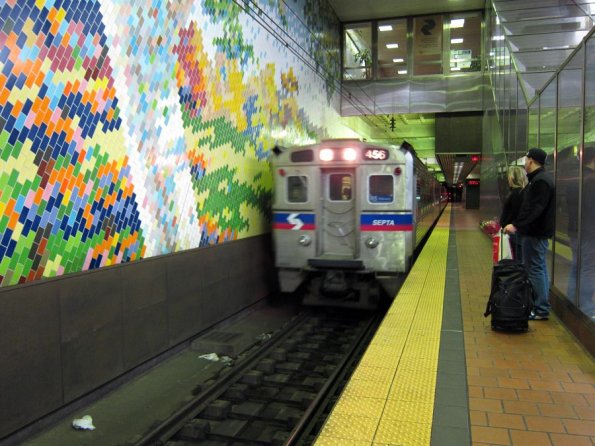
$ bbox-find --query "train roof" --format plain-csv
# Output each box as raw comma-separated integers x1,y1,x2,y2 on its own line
272,139,411,164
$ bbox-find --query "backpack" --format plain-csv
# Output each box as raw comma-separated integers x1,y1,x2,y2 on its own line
484,259,534,332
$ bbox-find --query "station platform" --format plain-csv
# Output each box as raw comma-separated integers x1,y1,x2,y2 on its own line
314,204,595,446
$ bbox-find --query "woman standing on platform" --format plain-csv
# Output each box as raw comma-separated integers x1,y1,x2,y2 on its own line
500,165,527,261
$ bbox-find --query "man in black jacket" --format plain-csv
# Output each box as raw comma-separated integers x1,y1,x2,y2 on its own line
503,148,555,320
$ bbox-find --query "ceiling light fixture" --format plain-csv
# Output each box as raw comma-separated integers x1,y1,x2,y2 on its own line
386,43,399,49
542,45,570,50
450,18,465,28
451,38,464,44
379,25,393,32
453,161,464,183
392,58,404,63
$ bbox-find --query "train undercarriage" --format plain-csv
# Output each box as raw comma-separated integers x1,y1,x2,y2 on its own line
300,268,403,310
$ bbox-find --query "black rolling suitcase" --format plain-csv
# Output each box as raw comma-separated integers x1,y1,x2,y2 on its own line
484,259,534,332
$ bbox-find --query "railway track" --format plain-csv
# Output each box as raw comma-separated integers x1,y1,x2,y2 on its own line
135,308,381,446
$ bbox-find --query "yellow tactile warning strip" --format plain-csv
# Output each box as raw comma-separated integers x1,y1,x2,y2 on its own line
314,207,451,446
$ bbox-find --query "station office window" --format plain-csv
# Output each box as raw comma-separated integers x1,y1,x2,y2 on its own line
342,11,482,80
343,22,372,80
449,12,482,73
377,19,408,79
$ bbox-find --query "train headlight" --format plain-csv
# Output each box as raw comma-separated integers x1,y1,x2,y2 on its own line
298,235,312,246
342,147,357,161
320,148,334,161
365,237,379,249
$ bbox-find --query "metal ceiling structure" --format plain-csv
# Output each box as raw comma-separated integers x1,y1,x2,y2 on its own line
328,0,595,185
493,0,594,101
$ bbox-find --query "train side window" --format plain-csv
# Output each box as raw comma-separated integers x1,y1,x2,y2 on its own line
369,175,394,203
287,176,308,203
329,173,352,201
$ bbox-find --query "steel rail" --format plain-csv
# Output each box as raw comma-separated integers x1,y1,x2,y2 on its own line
284,312,382,445
135,310,312,446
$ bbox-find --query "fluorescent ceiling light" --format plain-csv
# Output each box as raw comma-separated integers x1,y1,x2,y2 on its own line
386,43,399,49
378,25,393,32
397,70,407,74
492,35,504,41
451,38,464,44
543,45,570,50
453,161,464,182
451,18,465,28
392,58,404,63
451,67,461,71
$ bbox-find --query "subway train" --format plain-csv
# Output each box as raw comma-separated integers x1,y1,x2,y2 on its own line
271,139,447,309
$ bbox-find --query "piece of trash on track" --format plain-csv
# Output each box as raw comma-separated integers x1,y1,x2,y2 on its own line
256,332,272,341
199,352,233,365
72,415,95,431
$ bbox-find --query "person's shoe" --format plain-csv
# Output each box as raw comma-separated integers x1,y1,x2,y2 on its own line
529,312,548,321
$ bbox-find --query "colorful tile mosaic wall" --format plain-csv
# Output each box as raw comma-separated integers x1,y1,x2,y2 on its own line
0,0,346,287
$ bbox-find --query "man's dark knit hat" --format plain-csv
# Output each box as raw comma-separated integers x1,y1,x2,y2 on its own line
527,147,547,165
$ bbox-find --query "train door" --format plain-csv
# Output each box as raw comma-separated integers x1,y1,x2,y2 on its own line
320,169,356,258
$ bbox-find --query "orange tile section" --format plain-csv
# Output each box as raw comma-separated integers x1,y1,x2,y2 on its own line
455,207,595,446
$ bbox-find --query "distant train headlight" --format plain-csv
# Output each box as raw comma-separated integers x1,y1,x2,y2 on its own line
320,148,334,161
365,237,379,249
298,235,312,246
342,147,357,161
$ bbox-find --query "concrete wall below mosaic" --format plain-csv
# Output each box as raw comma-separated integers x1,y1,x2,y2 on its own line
0,236,274,440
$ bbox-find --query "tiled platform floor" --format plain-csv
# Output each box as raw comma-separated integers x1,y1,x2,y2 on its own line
456,207,595,446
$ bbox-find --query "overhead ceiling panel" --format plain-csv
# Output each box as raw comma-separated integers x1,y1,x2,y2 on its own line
497,5,586,21
502,16,591,35
507,31,588,52
493,0,594,99
519,72,555,99
513,49,574,72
